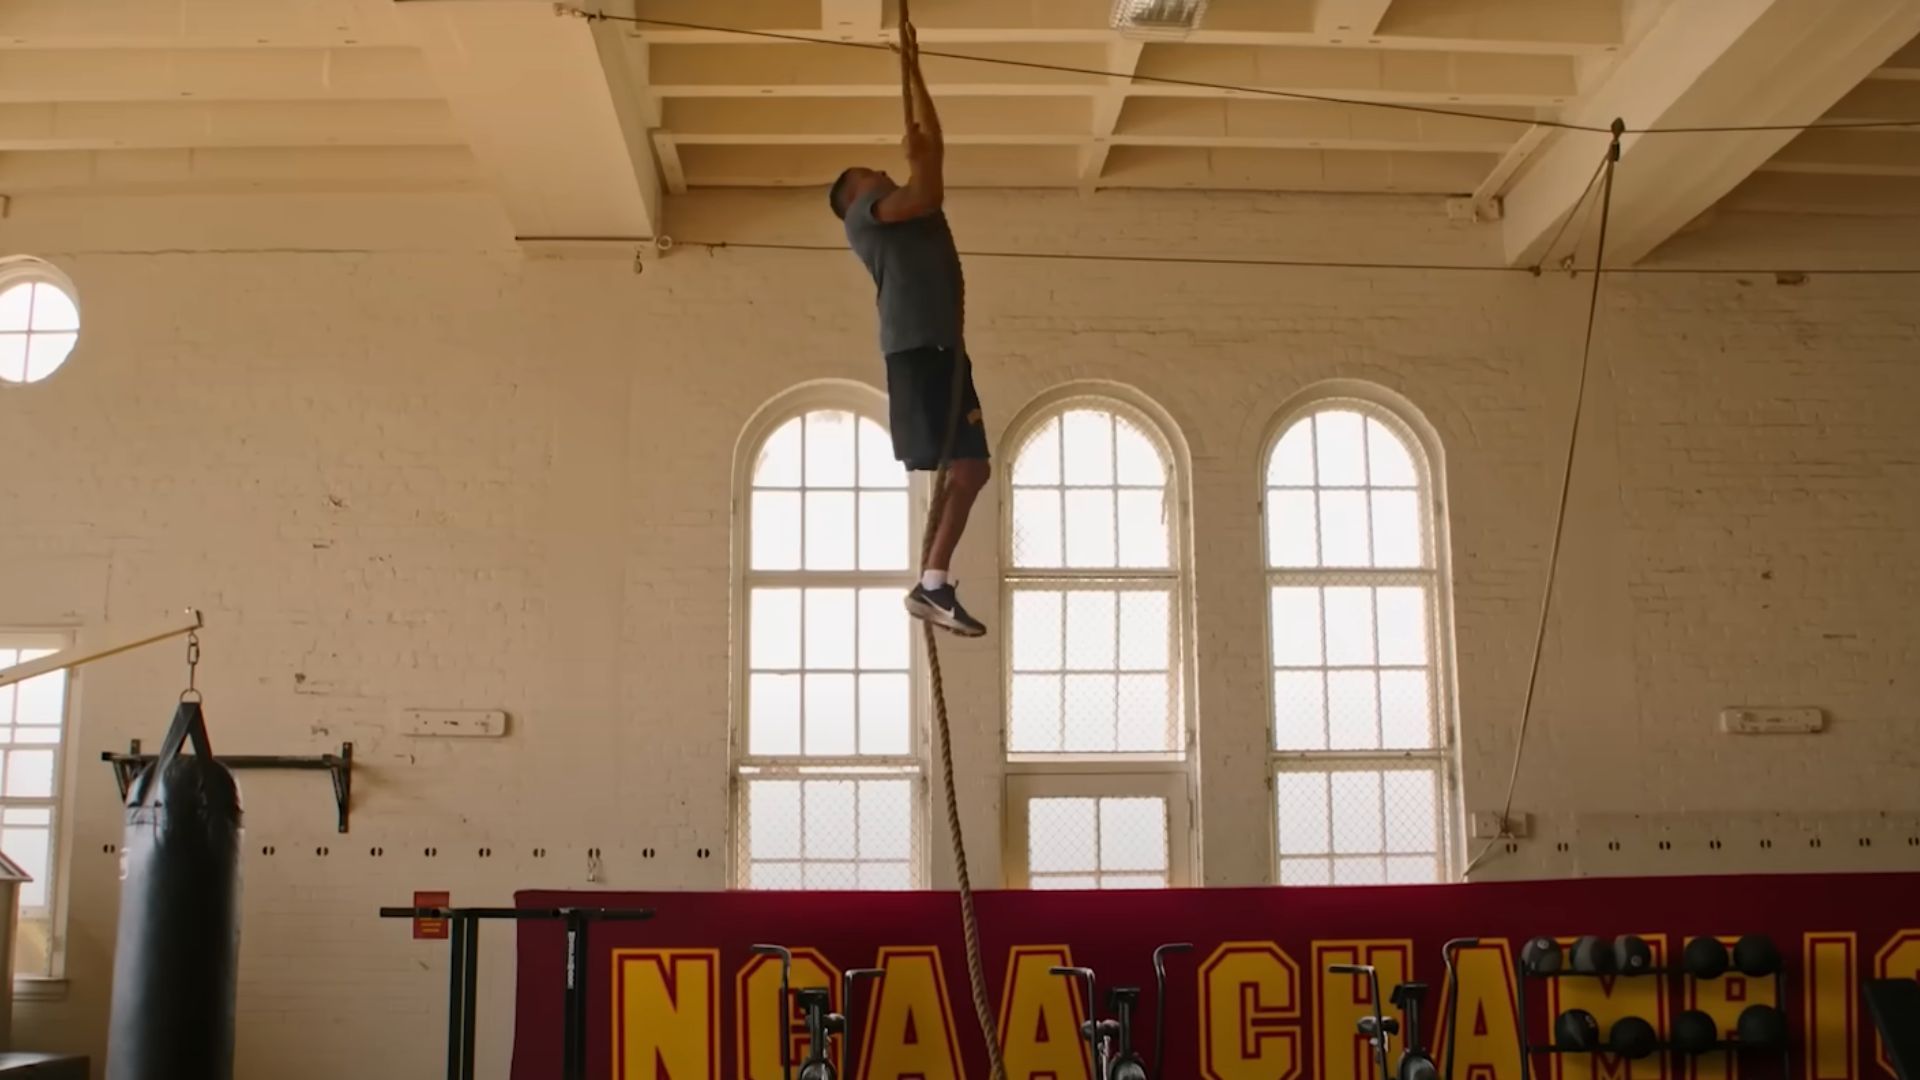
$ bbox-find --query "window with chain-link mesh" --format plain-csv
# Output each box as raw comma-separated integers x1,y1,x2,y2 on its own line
1264,400,1456,884
736,403,923,889
1004,397,1190,889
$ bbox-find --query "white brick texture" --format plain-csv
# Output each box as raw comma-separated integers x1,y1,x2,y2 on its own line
0,188,1916,1077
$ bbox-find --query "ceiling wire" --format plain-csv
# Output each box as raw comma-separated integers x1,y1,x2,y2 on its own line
670,239,1920,278
571,8,1920,137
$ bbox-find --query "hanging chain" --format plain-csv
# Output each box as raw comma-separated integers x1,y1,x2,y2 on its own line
182,630,202,702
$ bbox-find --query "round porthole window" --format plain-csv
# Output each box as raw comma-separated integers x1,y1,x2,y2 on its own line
0,260,80,385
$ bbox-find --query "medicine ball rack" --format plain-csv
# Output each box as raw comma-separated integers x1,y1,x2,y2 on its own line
102,737,355,832
1514,945,1791,1080
378,904,655,1080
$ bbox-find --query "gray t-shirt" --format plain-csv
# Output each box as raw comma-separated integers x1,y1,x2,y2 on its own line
844,189,965,355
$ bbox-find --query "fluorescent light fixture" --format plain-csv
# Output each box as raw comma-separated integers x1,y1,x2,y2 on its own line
1111,0,1210,39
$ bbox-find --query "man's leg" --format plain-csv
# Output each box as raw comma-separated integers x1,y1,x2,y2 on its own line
923,458,989,573
898,347,991,637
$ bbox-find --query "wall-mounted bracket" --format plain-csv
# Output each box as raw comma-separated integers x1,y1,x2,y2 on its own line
102,738,355,833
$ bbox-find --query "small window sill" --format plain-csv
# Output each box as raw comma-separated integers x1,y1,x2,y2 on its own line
14,977,69,1002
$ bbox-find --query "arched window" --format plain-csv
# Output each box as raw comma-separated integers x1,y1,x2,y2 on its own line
1264,397,1457,884
734,392,921,890
0,259,80,386
1001,394,1192,889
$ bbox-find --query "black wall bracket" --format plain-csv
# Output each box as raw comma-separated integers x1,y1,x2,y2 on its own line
101,738,355,833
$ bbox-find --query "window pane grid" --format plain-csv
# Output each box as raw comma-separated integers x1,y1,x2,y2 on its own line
0,640,67,977
741,773,920,891
742,409,922,890
1274,764,1447,886
1025,795,1169,889
1009,408,1172,572
1265,406,1451,885
1009,583,1179,755
0,282,81,384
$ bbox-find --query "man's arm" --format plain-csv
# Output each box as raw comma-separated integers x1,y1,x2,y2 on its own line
874,38,944,223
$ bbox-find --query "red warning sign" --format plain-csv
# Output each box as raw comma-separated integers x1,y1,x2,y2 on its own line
413,891,450,940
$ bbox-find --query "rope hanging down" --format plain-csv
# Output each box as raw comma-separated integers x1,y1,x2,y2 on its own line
898,3,1008,1078
558,7,1920,137
1461,121,1625,880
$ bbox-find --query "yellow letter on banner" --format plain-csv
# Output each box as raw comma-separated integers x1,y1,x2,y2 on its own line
738,948,841,1080
1199,943,1302,1080
1683,942,1779,1080
1550,936,1669,1080
1804,934,1856,1080
1431,941,1522,1080
1874,932,1920,1078
999,946,1091,1080
860,947,964,1080
1315,942,1412,1080
613,948,719,1080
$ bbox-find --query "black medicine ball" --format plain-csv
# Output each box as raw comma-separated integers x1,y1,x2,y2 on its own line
1555,1009,1601,1051
1736,1004,1787,1047
1684,935,1729,978
1672,1010,1719,1054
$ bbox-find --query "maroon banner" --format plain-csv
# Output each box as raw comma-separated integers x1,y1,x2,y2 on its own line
510,873,1920,1080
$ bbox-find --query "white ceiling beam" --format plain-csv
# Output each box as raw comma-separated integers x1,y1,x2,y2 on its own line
0,146,478,195
1371,0,1621,51
1119,96,1527,149
0,0,405,50
1100,144,1495,193
0,47,436,104
1313,0,1396,40
1469,123,1548,214
1133,44,1575,106
662,96,1092,139
647,42,1575,108
0,100,459,152
396,2,660,240
652,132,688,195
1500,0,1920,267
820,0,884,39
1825,79,1920,124
1760,129,1920,178
1080,40,1146,190
1721,171,1920,216
625,0,1619,55
677,143,1080,188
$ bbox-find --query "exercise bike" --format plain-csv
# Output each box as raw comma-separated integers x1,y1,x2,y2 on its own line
1050,943,1192,1080
752,944,885,1080
1328,962,1438,1080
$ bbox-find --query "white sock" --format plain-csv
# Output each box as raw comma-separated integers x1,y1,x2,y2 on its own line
920,570,948,591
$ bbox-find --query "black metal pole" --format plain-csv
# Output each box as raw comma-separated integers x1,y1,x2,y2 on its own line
462,916,481,1080
447,916,468,1080
567,911,593,1080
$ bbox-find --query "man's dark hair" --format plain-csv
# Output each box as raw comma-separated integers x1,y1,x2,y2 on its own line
829,167,858,220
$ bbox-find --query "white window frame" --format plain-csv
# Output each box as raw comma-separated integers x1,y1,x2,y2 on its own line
1003,771,1193,889
729,381,929,889
1260,390,1463,883
998,388,1197,888
0,628,76,984
0,257,81,387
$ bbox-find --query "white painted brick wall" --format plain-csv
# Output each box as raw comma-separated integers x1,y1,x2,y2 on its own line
0,188,1916,1077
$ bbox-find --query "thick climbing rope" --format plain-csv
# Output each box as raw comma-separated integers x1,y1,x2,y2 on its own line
899,4,1008,1078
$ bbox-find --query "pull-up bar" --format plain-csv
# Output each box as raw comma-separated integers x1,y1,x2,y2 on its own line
0,608,204,691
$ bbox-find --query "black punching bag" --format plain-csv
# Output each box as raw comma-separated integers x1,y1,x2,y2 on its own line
106,700,243,1080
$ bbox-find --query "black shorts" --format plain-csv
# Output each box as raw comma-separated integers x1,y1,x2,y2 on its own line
885,346,989,471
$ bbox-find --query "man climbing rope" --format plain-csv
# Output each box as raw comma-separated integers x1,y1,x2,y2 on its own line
828,21,989,638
